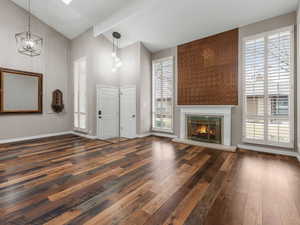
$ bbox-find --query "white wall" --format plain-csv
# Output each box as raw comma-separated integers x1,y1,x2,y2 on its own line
0,0,72,140
139,43,152,134
71,29,119,136
71,30,152,137
152,12,297,147
120,42,152,135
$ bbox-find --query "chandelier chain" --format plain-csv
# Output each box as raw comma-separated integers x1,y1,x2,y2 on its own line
28,0,31,34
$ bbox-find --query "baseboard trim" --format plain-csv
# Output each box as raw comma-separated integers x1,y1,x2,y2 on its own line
237,144,298,158
136,132,177,138
136,133,152,138
151,132,177,138
173,138,236,152
71,131,97,139
0,131,72,144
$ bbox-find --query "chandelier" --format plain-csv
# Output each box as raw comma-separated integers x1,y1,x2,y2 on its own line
112,32,122,72
15,0,43,57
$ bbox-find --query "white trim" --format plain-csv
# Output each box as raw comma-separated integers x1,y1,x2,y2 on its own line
73,57,88,133
136,133,152,138
173,138,237,152
176,105,236,108
152,56,174,64
136,132,177,138
241,25,294,148
151,132,177,138
152,56,174,132
242,25,294,42
120,85,136,89
297,154,300,162
96,84,119,89
237,144,298,158
71,131,97,139
0,131,72,144
152,128,173,133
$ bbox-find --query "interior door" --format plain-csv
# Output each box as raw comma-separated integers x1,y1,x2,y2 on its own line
120,87,136,138
97,87,119,139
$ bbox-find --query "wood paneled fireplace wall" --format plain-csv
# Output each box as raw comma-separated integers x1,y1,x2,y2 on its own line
177,29,238,105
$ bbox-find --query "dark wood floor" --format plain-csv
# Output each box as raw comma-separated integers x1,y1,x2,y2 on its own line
0,135,299,225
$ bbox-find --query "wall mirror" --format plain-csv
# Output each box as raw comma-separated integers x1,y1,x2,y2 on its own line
0,68,43,114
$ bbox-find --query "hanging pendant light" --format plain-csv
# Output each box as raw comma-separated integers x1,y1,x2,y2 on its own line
15,0,43,57
112,32,122,72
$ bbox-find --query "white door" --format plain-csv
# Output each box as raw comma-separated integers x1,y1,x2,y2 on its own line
120,87,136,138
97,87,119,139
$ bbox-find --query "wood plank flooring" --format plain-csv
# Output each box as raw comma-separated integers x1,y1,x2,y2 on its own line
0,134,299,225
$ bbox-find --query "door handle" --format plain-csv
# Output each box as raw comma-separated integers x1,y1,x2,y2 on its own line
99,116,102,119
132,115,135,118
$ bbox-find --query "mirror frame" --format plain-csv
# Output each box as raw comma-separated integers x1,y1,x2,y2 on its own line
0,68,43,114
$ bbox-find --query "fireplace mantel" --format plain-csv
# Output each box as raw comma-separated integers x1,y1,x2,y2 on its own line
174,105,236,152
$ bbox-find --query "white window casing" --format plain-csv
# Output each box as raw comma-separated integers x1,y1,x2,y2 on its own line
152,57,174,133
74,57,88,132
242,26,294,148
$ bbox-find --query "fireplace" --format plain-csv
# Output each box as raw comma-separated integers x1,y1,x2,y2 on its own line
175,107,235,151
186,115,222,144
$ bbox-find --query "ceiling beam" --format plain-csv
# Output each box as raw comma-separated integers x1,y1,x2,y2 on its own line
93,0,159,37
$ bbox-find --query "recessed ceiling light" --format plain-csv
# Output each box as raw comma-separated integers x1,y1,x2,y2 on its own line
62,0,73,5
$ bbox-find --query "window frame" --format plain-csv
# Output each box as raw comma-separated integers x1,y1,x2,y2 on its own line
73,57,88,133
152,56,174,133
242,25,294,148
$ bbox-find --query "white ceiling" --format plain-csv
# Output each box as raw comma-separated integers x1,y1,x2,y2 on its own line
10,0,139,39
11,0,298,52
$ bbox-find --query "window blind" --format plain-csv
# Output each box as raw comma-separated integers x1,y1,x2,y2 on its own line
74,58,87,131
243,26,294,147
152,57,174,132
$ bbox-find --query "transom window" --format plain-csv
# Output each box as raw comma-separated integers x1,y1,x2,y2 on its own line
242,26,294,148
152,57,174,132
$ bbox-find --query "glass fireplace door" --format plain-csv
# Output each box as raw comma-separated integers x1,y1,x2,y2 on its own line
186,115,222,144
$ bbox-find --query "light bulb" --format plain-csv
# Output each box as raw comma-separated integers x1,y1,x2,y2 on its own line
25,39,35,49
116,61,123,68
115,57,120,62
112,52,117,58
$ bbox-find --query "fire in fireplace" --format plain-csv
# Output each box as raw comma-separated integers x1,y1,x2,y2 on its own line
186,115,222,144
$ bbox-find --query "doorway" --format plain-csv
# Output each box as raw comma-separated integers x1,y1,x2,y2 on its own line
96,86,136,140
120,86,136,138
97,86,119,139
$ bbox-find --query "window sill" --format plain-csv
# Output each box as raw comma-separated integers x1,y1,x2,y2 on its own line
242,138,294,149
152,128,174,134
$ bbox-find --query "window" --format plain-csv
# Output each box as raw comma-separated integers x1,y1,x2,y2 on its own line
74,57,87,131
152,57,174,132
242,26,294,147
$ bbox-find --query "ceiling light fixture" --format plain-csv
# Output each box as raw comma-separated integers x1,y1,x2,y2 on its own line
112,32,122,72
62,0,73,5
15,0,43,57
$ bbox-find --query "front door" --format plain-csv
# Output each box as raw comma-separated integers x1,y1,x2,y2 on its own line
120,87,136,138
97,87,119,139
